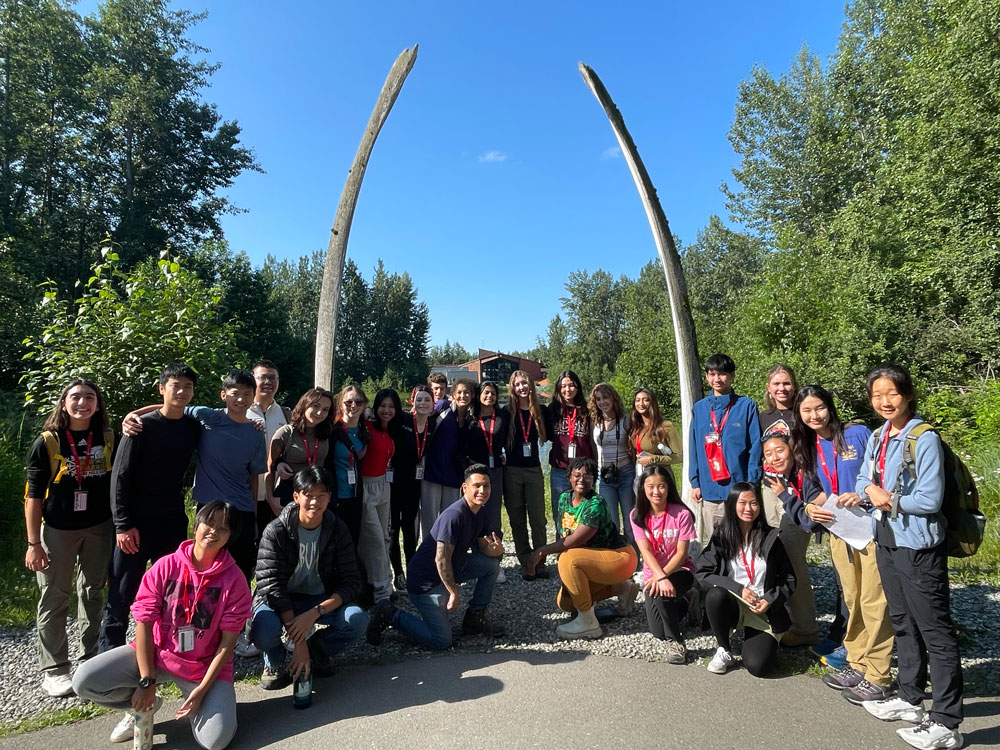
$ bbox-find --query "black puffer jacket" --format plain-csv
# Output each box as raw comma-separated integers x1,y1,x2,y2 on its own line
695,526,797,633
253,502,361,613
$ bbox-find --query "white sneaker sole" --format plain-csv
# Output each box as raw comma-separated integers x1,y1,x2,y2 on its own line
555,626,603,640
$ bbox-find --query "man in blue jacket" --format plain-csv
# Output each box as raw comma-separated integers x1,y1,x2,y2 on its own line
689,354,762,539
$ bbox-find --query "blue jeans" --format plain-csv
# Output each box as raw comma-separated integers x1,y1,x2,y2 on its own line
598,462,636,544
549,467,570,535
394,549,499,650
249,593,369,670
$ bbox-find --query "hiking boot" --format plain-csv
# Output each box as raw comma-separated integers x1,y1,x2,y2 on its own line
811,637,841,657
260,666,292,691
897,720,962,750
462,607,506,637
110,694,162,742
666,639,687,665
863,696,927,724
308,638,335,679
844,679,893,705
822,666,863,690
366,599,397,646
707,646,734,674
820,645,848,670
555,608,602,640
534,564,551,580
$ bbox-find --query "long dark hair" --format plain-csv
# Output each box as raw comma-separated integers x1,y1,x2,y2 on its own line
714,482,771,561
631,465,684,528
628,388,668,448
290,388,334,439
43,379,110,433
551,370,587,417
371,388,403,437
790,384,847,478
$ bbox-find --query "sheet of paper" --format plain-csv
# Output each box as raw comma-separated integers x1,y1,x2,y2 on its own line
820,494,874,551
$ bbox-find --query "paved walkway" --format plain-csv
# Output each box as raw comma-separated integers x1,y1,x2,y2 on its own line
2,652,997,749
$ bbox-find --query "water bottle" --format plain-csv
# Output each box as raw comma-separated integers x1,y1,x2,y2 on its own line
133,709,154,750
292,671,313,710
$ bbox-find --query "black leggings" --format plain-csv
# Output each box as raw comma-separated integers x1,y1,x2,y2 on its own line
643,570,694,641
704,586,779,677
389,479,420,577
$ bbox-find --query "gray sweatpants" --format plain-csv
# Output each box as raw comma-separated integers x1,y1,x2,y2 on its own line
72,645,238,750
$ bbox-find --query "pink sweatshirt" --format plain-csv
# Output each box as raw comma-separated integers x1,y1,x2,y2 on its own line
130,539,252,683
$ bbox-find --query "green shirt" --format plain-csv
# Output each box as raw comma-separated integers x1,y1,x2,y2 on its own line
557,490,626,549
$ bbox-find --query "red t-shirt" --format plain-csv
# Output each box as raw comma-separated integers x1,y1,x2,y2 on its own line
361,426,395,477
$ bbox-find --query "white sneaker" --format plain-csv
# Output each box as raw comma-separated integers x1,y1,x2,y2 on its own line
897,720,962,750
41,672,74,697
863,696,927,724
234,632,259,657
496,568,507,584
110,694,163,743
707,646,734,674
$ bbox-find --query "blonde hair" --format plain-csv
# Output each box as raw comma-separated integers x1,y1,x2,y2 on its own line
506,370,546,448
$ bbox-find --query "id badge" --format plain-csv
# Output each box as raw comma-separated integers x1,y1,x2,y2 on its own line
385,468,394,484
73,490,88,512
488,455,495,469
705,431,720,444
346,468,357,485
415,459,425,481
567,444,577,459
522,444,532,458
177,626,196,653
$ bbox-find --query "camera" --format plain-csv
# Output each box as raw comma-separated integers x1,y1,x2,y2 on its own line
600,463,620,485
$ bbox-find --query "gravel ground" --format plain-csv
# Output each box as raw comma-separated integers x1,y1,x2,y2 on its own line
2,542,998,727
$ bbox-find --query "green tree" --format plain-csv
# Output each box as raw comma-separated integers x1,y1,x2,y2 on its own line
21,246,242,422
428,340,473,365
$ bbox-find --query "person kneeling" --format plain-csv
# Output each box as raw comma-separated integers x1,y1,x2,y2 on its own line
696,483,796,677
250,466,368,691
366,464,505,649
527,458,639,640
72,501,252,750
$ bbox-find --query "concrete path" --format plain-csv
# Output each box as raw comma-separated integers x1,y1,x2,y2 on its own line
3,651,997,749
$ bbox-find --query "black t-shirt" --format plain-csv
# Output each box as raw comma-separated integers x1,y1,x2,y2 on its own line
26,428,114,530
467,409,509,466
506,408,541,468
111,410,201,531
760,408,794,436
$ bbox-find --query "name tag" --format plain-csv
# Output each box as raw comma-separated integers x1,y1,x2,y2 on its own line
177,626,196,653
415,459,425,481
488,455,495,469
523,444,532,458
346,469,357,485
385,468,394,484
73,490,88,512
567,444,577,459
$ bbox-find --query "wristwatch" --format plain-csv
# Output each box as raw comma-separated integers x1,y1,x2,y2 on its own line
315,604,327,616
138,676,156,689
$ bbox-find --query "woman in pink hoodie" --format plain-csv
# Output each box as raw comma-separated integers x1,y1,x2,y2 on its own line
74,500,252,749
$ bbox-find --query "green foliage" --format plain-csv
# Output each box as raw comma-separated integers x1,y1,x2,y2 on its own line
21,247,242,423
428,340,474,365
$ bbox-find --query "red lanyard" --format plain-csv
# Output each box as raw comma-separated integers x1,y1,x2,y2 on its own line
635,432,643,455
180,565,208,626
65,430,93,489
519,410,533,443
816,435,838,494
300,431,319,467
415,422,429,462
739,545,756,585
479,414,495,455
877,424,893,488
710,395,736,436
567,408,577,442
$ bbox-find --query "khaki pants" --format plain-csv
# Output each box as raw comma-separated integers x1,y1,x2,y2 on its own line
503,465,547,565
831,535,894,687
699,499,726,541
37,520,114,673
761,486,818,643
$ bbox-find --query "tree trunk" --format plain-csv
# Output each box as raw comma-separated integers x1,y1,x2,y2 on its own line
314,45,418,390
578,62,705,536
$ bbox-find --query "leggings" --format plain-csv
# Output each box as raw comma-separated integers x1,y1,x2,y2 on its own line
389,479,420,577
704,586,778,677
643,569,694,642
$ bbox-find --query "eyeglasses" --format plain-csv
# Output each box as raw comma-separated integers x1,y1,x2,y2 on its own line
343,399,365,406
302,492,332,502
255,374,278,382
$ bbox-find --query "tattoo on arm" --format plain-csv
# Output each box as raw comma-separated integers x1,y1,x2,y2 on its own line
435,541,456,589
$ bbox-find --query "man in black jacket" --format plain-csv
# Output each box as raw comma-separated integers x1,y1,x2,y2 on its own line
249,466,369,690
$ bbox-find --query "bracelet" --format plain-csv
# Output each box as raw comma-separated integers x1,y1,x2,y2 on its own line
657,575,669,582
27,541,41,546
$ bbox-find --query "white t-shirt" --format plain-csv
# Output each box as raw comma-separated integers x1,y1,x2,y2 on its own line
249,400,288,501
731,543,767,596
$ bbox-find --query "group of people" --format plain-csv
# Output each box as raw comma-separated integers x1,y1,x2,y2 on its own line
21,356,964,750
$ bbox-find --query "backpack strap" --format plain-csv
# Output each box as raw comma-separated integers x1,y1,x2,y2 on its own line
42,430,61,481
103,428,115,472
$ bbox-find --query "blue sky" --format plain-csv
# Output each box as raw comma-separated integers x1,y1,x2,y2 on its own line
110,1,847,353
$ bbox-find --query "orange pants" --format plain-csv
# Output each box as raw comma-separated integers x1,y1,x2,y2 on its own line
556,545,637,612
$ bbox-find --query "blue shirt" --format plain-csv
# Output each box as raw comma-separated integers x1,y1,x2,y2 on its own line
332,426,363,498
688,392,762,502
406,497,485,594
186,406,267,512
815,423,871,497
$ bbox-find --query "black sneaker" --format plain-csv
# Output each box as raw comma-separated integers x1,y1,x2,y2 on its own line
307,638,335,679
260,666,292,691
822,666,864,690
534,565,551,580
843,679,892,705
366,599,397,646
393,573,407,592
462,607,506,637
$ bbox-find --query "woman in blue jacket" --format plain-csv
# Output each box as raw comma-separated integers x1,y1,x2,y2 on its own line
851,364,963,750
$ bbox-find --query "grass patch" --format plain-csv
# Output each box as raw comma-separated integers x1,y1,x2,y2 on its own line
0,703,109,738
0,563,38,628
949,442,1000,584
